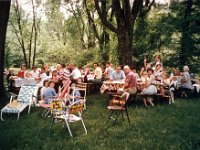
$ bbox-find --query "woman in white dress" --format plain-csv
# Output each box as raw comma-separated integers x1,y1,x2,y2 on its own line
141,68,157,107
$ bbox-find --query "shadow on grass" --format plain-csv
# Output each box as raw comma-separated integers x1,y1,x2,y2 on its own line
0,93,200,149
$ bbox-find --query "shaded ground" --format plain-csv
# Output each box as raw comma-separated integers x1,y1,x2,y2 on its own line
0,93,200,150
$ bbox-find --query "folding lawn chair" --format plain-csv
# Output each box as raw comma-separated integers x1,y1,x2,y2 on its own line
106,92,130,125
40,79,71,117
68,82,87,108
49,99,87,137
1,84,38,121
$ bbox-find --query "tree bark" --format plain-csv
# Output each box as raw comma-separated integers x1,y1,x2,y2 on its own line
0,0,11,100
179,0,193,67
12,0,28,66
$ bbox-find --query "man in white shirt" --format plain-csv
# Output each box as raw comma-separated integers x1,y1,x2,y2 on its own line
94,63,102,80
69,64,82,83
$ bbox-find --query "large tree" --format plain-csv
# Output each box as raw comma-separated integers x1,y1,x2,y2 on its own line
0,0,11,100
94,0,154,65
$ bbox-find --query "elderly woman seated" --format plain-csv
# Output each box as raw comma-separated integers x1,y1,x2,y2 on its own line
180,65,194,97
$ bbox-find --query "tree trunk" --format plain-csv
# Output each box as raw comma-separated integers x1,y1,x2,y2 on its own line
117,29,133,65
0,0,11,100
179,0,193,67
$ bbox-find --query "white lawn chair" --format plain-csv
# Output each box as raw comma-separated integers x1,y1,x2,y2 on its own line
49,99,87,137
67,82,87,108
1,84,38,121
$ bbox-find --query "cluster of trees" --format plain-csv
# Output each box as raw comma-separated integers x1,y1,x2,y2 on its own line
0,0,200,99
5,0,200,73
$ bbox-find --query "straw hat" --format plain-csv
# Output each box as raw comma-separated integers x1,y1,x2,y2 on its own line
7,100,21,108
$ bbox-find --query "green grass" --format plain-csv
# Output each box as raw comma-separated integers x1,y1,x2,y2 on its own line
0,94,200,150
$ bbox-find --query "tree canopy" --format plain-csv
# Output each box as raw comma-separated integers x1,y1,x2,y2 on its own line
3,0,200,73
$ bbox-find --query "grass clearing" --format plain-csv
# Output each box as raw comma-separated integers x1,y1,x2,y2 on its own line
0,93,200,150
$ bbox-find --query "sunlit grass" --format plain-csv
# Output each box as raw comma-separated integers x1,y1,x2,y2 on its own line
0,93,200,150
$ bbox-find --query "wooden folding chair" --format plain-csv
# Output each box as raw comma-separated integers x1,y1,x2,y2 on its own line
106,92,130,125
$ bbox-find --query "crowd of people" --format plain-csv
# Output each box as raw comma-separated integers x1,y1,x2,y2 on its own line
5,55,200,107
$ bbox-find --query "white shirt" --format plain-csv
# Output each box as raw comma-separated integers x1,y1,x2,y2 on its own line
30,70,39,78
94,67,102,79
37,73,50,87
70,68,81,79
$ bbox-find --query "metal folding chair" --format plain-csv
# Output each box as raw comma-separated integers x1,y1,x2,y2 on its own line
106,92,130,125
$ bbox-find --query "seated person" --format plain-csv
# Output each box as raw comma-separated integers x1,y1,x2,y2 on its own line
44,81,57,104
110,65,125,81
39,80,49,103
68,64,82,83
65,84,81,104
137,70,148,92
25,71,32,78
122,65,137,95
17,64,27,78
140,68,157,107
30,66,39,79
131,66,140,79
154,63,163,82
180,65,194,97
6,68,17,92
51,70,62,93
104,62,114,80
92,63,102,83
37,67,50,87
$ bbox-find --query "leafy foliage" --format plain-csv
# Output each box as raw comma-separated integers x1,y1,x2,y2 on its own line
4,0,200,74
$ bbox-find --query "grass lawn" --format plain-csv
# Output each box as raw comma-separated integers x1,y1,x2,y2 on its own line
0,93,200,150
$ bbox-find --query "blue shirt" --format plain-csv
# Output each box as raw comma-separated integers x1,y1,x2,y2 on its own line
110,70,125,81
44,87,56,104
71,90,81,102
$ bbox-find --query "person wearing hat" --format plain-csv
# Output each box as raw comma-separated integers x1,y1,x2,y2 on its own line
140,68,157,107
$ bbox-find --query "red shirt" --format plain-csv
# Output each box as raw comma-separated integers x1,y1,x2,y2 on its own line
18,70,25,78
125,71,136,88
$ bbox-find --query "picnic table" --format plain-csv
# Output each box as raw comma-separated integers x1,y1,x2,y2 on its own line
12,78,40,87
100,80,125,94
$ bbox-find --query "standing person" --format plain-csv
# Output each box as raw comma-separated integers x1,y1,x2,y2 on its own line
17,64,27,78
93,63,102,82
44,81,57,104
123,65,137,95
110,65,125,81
